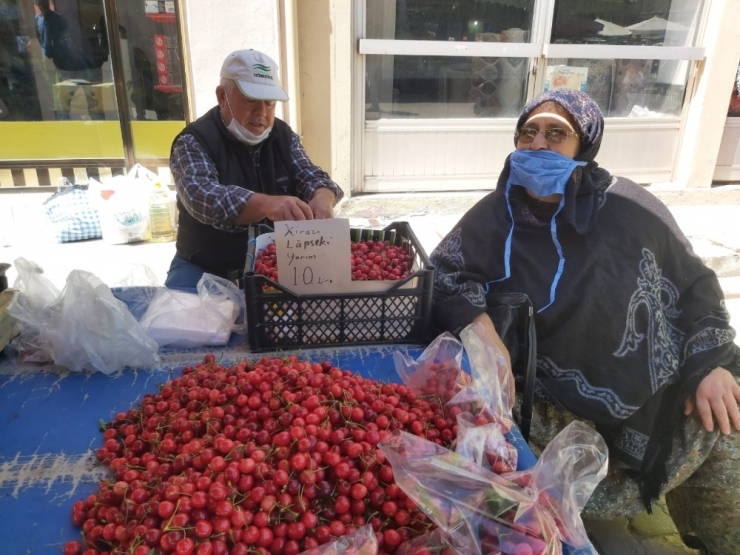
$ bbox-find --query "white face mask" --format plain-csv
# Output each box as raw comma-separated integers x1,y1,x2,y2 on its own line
224,93,272,146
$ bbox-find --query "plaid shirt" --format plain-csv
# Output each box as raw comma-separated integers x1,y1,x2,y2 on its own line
171,129,344,233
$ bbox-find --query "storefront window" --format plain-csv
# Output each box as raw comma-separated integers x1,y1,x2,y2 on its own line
545,58,690,117
364,1,535,119
366,54,528,119
551,0,703,47
0,0,113,123
0,0,123,161
0,0,185,167
116,1,186,161
367,0,535,43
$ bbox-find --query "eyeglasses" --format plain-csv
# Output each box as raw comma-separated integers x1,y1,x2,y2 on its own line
515,126,578,145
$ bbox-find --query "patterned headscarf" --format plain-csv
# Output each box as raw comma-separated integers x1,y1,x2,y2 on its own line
516,88,605,163
499,89,613,235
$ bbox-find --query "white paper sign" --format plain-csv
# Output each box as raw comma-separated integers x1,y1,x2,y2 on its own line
274,218,352,294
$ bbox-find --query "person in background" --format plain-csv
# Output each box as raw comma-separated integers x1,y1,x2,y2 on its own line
166,49,343,289
35,0,89,74
34,0,105,119
430,88,740,554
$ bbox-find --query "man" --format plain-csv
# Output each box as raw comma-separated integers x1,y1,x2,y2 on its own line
35,0,89,73
35,0,104,119
166,49,343,289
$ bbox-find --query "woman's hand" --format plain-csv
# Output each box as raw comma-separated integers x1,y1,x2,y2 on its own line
471,312,515,403
684,367,740,434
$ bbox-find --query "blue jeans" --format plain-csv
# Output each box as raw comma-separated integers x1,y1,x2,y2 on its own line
164,256,207,290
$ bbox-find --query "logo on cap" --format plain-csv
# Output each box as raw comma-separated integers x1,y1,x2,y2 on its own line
253,63,273,80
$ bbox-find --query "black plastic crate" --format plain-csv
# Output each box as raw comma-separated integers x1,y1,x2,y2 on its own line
244,221,434,352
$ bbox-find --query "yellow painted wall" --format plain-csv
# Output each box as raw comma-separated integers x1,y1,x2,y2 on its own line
0,122,124,160
131,121,186,159
0,120,185,162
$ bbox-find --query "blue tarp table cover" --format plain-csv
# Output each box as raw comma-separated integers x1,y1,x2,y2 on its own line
1,284,551,554
0,341,540,554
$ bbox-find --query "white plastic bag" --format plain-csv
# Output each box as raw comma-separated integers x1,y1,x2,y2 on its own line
88,164,158,244
7,258,160,373
4,258,60,361
138,274,247,348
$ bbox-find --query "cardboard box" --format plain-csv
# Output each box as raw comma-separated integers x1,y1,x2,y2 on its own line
89,83,118,118
52,80,88,111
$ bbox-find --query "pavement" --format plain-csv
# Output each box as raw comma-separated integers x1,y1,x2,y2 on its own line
2,184,740,554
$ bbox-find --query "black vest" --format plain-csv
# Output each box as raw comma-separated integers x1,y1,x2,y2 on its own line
172,107,296,278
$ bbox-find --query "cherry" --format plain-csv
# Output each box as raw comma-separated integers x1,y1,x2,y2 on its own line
64,353,522,555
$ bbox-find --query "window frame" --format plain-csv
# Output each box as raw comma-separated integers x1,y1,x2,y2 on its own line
352,0,709,193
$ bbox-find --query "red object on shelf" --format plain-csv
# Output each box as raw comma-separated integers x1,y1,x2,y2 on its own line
153,34,169,86
145,13,175,24
154,85,182,94
153,34,182,88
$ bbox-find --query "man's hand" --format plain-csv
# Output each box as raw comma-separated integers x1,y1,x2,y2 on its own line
237,193,313,224
308,188,336,220
684,367,740,434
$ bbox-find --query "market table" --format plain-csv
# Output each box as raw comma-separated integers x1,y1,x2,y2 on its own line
0,335,541,554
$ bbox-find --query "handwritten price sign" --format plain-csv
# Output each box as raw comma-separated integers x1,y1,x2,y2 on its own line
274,218,352,294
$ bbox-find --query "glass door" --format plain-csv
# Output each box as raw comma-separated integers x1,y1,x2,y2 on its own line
357,0,541,193
110,0,187,170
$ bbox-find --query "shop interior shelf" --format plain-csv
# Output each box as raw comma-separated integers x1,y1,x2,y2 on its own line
154,84,182,94
145,13,175,24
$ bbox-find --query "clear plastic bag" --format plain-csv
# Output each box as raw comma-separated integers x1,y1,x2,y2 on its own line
7,258,159,373
507,422,608,552
451,322,515,423
395,529,462,555
379,430,562,555
428,324,519,473
5,258,61,361
393,332,471,404
109,265,162,320
455,411,518,474
388,332,607,555
138,274,247,348
298,524,377,555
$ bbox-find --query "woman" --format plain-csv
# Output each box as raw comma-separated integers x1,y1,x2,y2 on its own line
431,89,740,554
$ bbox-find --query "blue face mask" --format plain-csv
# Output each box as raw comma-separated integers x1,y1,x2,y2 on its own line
486,150,586,313
509,149,586,198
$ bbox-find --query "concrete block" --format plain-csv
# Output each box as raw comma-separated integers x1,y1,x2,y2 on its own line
638,536,697,555
628,502,680,538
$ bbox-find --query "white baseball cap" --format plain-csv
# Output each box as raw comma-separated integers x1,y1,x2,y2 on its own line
220,49,289,102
